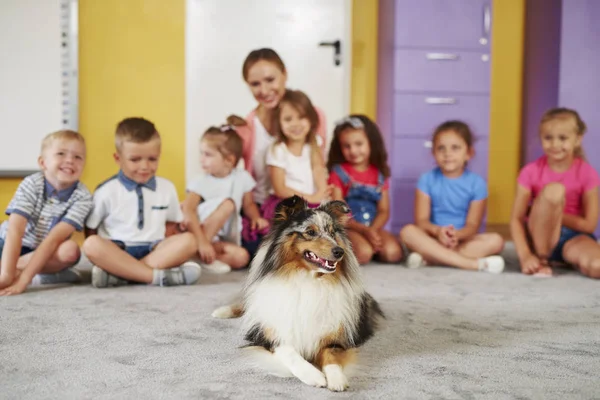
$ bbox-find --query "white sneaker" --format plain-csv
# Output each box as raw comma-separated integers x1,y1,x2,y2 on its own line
406,252,427,269
154,261,202,286
200,260,232,274
478,256,505,274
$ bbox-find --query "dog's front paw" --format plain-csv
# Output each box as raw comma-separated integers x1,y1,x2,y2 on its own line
323,365,348,392
211,304,243,319
296,364,327,388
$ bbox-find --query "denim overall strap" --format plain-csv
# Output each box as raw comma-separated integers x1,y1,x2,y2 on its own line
332,164,352,186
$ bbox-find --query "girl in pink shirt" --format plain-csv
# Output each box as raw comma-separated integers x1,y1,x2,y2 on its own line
226,48,327,257
510,108,600,278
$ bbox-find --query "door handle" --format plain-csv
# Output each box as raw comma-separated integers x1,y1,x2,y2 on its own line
319,40,341,66
425,97,457,105
426,53,459,61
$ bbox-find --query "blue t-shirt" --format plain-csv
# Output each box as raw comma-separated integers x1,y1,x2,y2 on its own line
417,167,488,229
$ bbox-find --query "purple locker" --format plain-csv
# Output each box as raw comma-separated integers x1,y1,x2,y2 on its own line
387,0,493,230
394,50,490,93
394,0,492,50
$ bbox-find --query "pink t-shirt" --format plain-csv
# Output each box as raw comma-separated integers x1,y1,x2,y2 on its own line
328,163,389,198
517,156,600,216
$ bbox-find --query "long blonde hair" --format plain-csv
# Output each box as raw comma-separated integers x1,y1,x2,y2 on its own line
540,107,587,160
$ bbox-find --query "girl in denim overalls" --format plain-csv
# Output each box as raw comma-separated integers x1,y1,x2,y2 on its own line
327,115,403,265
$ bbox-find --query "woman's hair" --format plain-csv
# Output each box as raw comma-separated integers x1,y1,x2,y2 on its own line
327,114,390,178
272,89,320,153
201,125,244,165
242,48,286,81
540,107,587,159
432,120,475,149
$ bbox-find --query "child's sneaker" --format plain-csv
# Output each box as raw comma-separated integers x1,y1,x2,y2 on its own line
406,252,427,269
31,268,83,285
91,265,128,288
200,259,231,274
478,255,505,274
153,261,202,287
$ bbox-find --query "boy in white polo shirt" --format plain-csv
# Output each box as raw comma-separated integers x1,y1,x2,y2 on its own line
0,130,93,296
83,117,201,288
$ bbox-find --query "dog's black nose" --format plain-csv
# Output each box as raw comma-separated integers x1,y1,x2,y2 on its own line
332,246,344,259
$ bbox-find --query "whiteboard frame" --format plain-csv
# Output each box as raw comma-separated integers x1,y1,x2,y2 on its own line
0,0,79,177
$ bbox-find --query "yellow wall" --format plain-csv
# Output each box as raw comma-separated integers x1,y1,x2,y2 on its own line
350,0,378,120
488,0,525,223
78,0,185,196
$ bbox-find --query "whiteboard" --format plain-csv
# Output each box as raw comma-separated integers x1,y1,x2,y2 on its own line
0,0,78,176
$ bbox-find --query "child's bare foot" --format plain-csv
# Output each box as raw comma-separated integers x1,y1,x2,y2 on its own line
533,266,553,277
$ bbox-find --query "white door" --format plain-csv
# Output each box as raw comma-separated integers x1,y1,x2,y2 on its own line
185,0,351,181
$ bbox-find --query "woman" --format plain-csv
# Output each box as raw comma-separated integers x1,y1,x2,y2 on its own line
228,48,328,258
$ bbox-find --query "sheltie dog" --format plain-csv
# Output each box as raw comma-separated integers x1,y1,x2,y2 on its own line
212,196,384,392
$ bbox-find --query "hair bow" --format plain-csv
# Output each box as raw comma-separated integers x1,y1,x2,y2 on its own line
335,116,364,129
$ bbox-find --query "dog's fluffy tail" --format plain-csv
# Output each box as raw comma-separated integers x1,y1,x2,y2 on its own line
241,346,293,377
211,302,244,319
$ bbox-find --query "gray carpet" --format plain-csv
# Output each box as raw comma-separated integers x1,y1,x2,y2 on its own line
1,243,599,399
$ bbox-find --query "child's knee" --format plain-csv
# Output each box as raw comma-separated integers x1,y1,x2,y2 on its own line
488,233,505,254
580,258,600,279
399,224,418,242
230,248,250,269
540,183,566,206
379,244,403,263
82,236,103,259
58,240,81,264
354,245,374,265
220,198,235,213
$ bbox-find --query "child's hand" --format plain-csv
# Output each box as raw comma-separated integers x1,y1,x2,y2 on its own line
324,184,335,200
197,239,216,264
179,215,194,232
365,227,383,251
251,217,269,231
521,253,542,274
0,275,28,296
437,226,456,248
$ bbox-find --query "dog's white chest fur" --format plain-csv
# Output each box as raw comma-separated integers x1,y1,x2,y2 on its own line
243,272,360,360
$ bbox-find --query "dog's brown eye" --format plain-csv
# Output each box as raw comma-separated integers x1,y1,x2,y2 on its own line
306,228,317,237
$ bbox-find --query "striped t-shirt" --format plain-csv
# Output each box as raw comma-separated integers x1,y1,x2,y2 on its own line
0,172,93,249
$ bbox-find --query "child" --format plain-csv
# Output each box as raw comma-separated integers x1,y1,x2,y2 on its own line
181,125,267,272
327,115,403,264
510,108,600,278
263,89,330,218
0,130,93,296
400,120,505,273
83,117,202,288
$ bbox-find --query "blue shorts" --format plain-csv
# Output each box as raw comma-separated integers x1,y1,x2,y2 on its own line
112,240,159,260
549,227,596,263
0,237,35,262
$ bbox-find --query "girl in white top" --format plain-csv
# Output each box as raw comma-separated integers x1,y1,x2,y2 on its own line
262,89,331,219
181,125,268,272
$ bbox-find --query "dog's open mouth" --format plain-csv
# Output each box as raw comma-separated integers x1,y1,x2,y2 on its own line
304,251,338,273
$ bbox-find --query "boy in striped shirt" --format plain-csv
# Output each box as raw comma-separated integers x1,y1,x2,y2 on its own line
0,130,93,295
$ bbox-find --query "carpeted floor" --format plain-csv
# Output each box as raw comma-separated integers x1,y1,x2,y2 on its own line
1,243,599,399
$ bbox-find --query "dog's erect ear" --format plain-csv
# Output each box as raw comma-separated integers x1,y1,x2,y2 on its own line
321,200,351,225
273,195,308,223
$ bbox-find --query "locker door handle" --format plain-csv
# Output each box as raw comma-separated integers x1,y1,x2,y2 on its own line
480,4,491,45
425,97,457,105
426,53,458,61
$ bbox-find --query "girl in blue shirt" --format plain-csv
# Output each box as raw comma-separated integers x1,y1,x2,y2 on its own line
399,121,505,273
